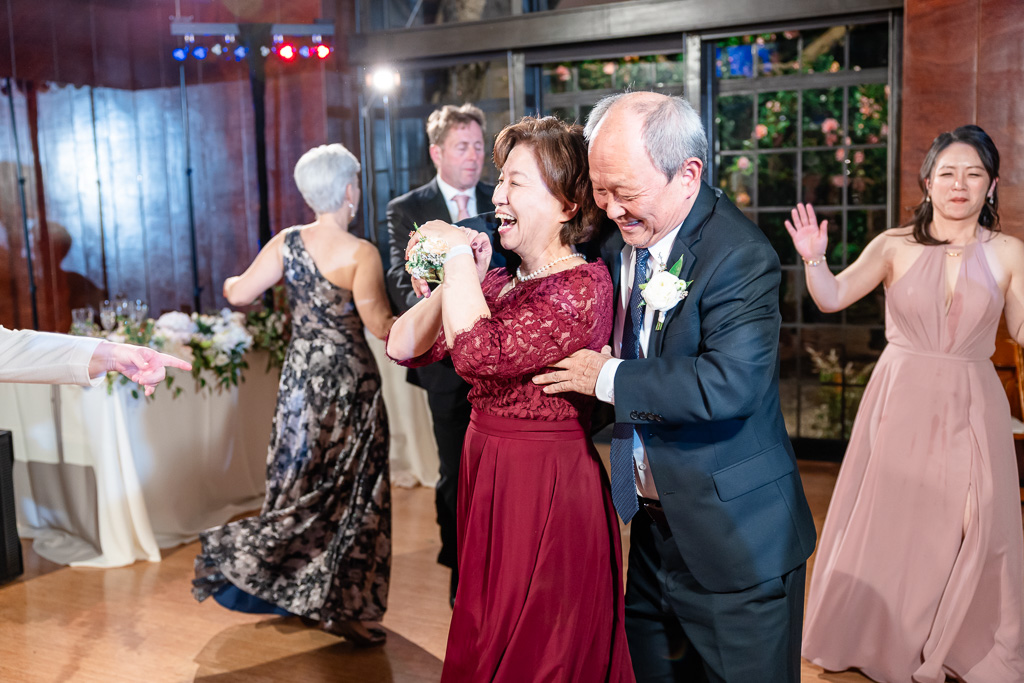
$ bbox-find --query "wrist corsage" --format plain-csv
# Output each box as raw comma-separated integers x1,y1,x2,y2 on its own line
405,224,451,284
639,256,693,330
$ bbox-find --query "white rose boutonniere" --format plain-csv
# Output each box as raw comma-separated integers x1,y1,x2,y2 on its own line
639,256,693,330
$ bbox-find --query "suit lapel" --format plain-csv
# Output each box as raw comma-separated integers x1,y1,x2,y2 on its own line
421,180,449,224
601,230,626,335
475,183,495,213
649,183,719,357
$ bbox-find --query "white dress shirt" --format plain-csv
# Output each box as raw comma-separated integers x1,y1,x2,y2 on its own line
596,223,683,499
435,174,478,223
0,326,104,386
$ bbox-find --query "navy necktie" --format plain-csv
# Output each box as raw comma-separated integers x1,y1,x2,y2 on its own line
609,247,648,524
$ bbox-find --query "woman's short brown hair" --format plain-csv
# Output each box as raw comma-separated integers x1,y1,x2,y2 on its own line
492,116,599,245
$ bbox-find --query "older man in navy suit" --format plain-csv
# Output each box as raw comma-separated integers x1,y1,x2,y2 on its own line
536,92,816,682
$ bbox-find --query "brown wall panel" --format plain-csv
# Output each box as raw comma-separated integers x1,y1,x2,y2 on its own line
899,0,979,224
901,0,1022,242
977,0,1024,239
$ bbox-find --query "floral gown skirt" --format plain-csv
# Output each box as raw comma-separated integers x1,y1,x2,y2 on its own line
193,328,391,634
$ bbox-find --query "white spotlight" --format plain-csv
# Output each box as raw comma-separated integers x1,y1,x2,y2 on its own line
368,66,400,93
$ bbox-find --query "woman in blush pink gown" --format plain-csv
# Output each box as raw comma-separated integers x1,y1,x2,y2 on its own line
786,125,1024,682
387,116,632,682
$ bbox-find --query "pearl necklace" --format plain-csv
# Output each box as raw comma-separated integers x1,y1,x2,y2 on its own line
516,254,583,282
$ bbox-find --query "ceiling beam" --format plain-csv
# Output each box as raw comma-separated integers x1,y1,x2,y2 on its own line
349,0,900,65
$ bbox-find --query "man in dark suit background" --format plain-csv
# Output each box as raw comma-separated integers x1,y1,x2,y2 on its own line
384,103,496,606
536,92,816,681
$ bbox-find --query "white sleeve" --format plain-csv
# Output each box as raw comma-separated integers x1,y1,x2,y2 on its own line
0,327,104,386
595,357,622,405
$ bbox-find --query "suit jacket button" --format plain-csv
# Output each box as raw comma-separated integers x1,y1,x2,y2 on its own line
630,411,639,420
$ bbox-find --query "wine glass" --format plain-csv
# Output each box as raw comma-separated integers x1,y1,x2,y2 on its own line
99,300,117,332
130,299,149,326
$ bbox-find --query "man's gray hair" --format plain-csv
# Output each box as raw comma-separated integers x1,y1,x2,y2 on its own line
584,92,707,181
293,143,361,215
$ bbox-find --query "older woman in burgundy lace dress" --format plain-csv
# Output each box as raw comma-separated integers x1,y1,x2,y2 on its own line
387,116,632,682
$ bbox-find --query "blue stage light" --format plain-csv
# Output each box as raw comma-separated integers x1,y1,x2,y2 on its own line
192,46,208,60
172,48,188,62
233,46,248,61
299,46,310,58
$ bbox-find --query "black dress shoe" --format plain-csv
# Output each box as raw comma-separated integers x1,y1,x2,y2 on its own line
449,570,458,608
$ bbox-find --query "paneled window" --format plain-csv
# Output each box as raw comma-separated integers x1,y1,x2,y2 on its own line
711,22,893,443
539,53,685,124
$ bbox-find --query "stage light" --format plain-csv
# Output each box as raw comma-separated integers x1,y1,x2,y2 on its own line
233,46,248,61
172,47,188,62
299,46,310,58
260,46,270,57
224,34,235,44
368,66,400,93
315,44,331,59
278,43,297,61
211,44,223,56
192,46,208,60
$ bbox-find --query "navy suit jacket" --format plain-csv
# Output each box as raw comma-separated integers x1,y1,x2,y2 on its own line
602,182,816,593
384,178,497,395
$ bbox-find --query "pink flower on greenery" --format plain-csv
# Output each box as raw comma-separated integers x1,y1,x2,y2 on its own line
831,175,845,188
735,192,751,207
835,149,846,162
736,156,751,171
554,65,570,81
867,134,879,144
853,150,865,164
821,118,839,133
825,133,838,146
880,124,889,136
755,124,769,139
603,62,616,75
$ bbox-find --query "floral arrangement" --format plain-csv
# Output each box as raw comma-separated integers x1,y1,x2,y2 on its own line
805,345,876,439
405,225,450,283
71,305,291,399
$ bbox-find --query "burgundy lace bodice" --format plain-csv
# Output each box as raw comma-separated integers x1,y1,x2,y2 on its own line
395,261,613,422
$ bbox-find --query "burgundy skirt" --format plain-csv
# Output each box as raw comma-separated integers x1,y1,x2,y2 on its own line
441,410,634,683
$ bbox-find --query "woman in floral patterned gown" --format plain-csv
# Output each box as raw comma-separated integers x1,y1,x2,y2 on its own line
387,117,633,681
193,143,396,646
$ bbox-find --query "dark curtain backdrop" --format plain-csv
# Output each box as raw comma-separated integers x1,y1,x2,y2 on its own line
0,71,327,330
0,0,345,331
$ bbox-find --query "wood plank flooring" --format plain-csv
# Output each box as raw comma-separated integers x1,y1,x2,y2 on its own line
0,458,1011,682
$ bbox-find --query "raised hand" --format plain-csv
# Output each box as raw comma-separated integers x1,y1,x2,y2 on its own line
784,203,829,262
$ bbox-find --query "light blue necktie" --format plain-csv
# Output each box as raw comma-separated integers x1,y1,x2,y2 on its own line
609,247,648,524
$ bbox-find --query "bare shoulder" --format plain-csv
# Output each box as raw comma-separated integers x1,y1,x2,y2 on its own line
985,230,1024,252
864,225,913,257
985,231,1024,270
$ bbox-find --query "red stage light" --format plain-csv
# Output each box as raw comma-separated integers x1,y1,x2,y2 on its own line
279,44,297,61
315,44,331,60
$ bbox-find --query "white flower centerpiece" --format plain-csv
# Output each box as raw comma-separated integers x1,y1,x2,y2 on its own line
71,303,290,398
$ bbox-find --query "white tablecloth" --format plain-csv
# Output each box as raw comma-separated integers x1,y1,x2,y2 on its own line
0,342,439,569
366,334,439,489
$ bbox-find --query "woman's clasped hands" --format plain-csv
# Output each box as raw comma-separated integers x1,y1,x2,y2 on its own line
407,220,493,298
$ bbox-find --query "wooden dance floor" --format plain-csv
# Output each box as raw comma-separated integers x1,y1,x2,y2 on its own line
2,457,1018,682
